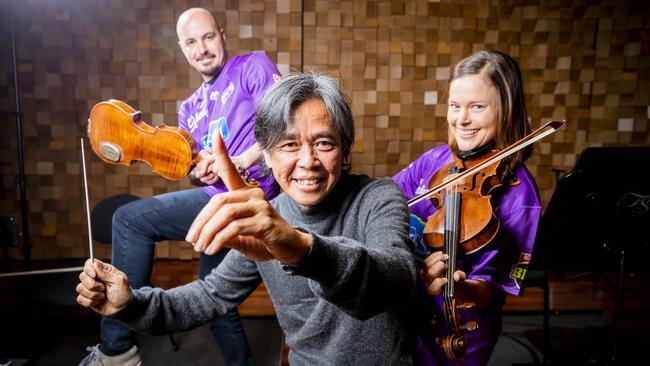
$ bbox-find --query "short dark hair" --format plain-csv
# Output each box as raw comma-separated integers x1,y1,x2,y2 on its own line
255,72,355,171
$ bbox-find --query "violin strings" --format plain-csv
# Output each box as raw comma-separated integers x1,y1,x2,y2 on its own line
81,138,94,262
443,178,460,300
443,190,448,303
450,181,458,298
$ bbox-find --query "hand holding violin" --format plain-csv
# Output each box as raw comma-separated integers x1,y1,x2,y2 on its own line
420,251,467,295
190,146,221,185
420,250,494,309
191,140,262,186
76,259,132,316
186,132,311,263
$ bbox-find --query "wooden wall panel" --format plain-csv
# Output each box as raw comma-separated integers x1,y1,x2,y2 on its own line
0,0,648,261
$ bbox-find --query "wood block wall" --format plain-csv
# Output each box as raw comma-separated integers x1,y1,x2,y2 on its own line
0,0,648,261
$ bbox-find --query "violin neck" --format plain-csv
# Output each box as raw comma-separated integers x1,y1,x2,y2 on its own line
441,190,462,336
443,191,461,300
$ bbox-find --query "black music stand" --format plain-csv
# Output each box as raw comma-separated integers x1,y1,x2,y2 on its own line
533,146,650,365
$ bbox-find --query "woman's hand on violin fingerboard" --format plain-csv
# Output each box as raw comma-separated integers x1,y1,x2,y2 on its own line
420,251,466,296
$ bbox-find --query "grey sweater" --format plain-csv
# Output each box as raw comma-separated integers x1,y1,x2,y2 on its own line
113,173,417,365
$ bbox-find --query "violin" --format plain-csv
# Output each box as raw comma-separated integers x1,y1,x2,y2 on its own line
410,120,565,360
87,99,199,181
423,149,504,254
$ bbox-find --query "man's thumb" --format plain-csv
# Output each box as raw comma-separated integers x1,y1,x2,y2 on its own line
92,259,112,282
211,130,247,191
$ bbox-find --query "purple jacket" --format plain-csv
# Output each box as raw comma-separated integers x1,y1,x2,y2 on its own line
178,52,281,199
393,144,541,366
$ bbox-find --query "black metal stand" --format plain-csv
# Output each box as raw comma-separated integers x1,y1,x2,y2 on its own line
609,247,625,366
2,1,31,363
531,146,650,366
7,0,31,269
541,273,550,365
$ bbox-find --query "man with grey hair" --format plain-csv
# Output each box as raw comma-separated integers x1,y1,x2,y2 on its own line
76,72,418,365
79,7,281,366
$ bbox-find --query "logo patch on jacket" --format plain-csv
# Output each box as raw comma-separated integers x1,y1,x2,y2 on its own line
202,117,229,147
509,252,531,288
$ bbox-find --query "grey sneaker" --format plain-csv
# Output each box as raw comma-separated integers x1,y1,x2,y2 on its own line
79,344,142,366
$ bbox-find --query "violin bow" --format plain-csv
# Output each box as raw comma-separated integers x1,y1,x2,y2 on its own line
81,138,94,261
408,120,565,207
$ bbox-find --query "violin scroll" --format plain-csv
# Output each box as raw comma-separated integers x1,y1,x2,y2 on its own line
437,297,479,360
437,334,466,361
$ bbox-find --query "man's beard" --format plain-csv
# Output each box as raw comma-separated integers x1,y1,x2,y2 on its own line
200,64,222,79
